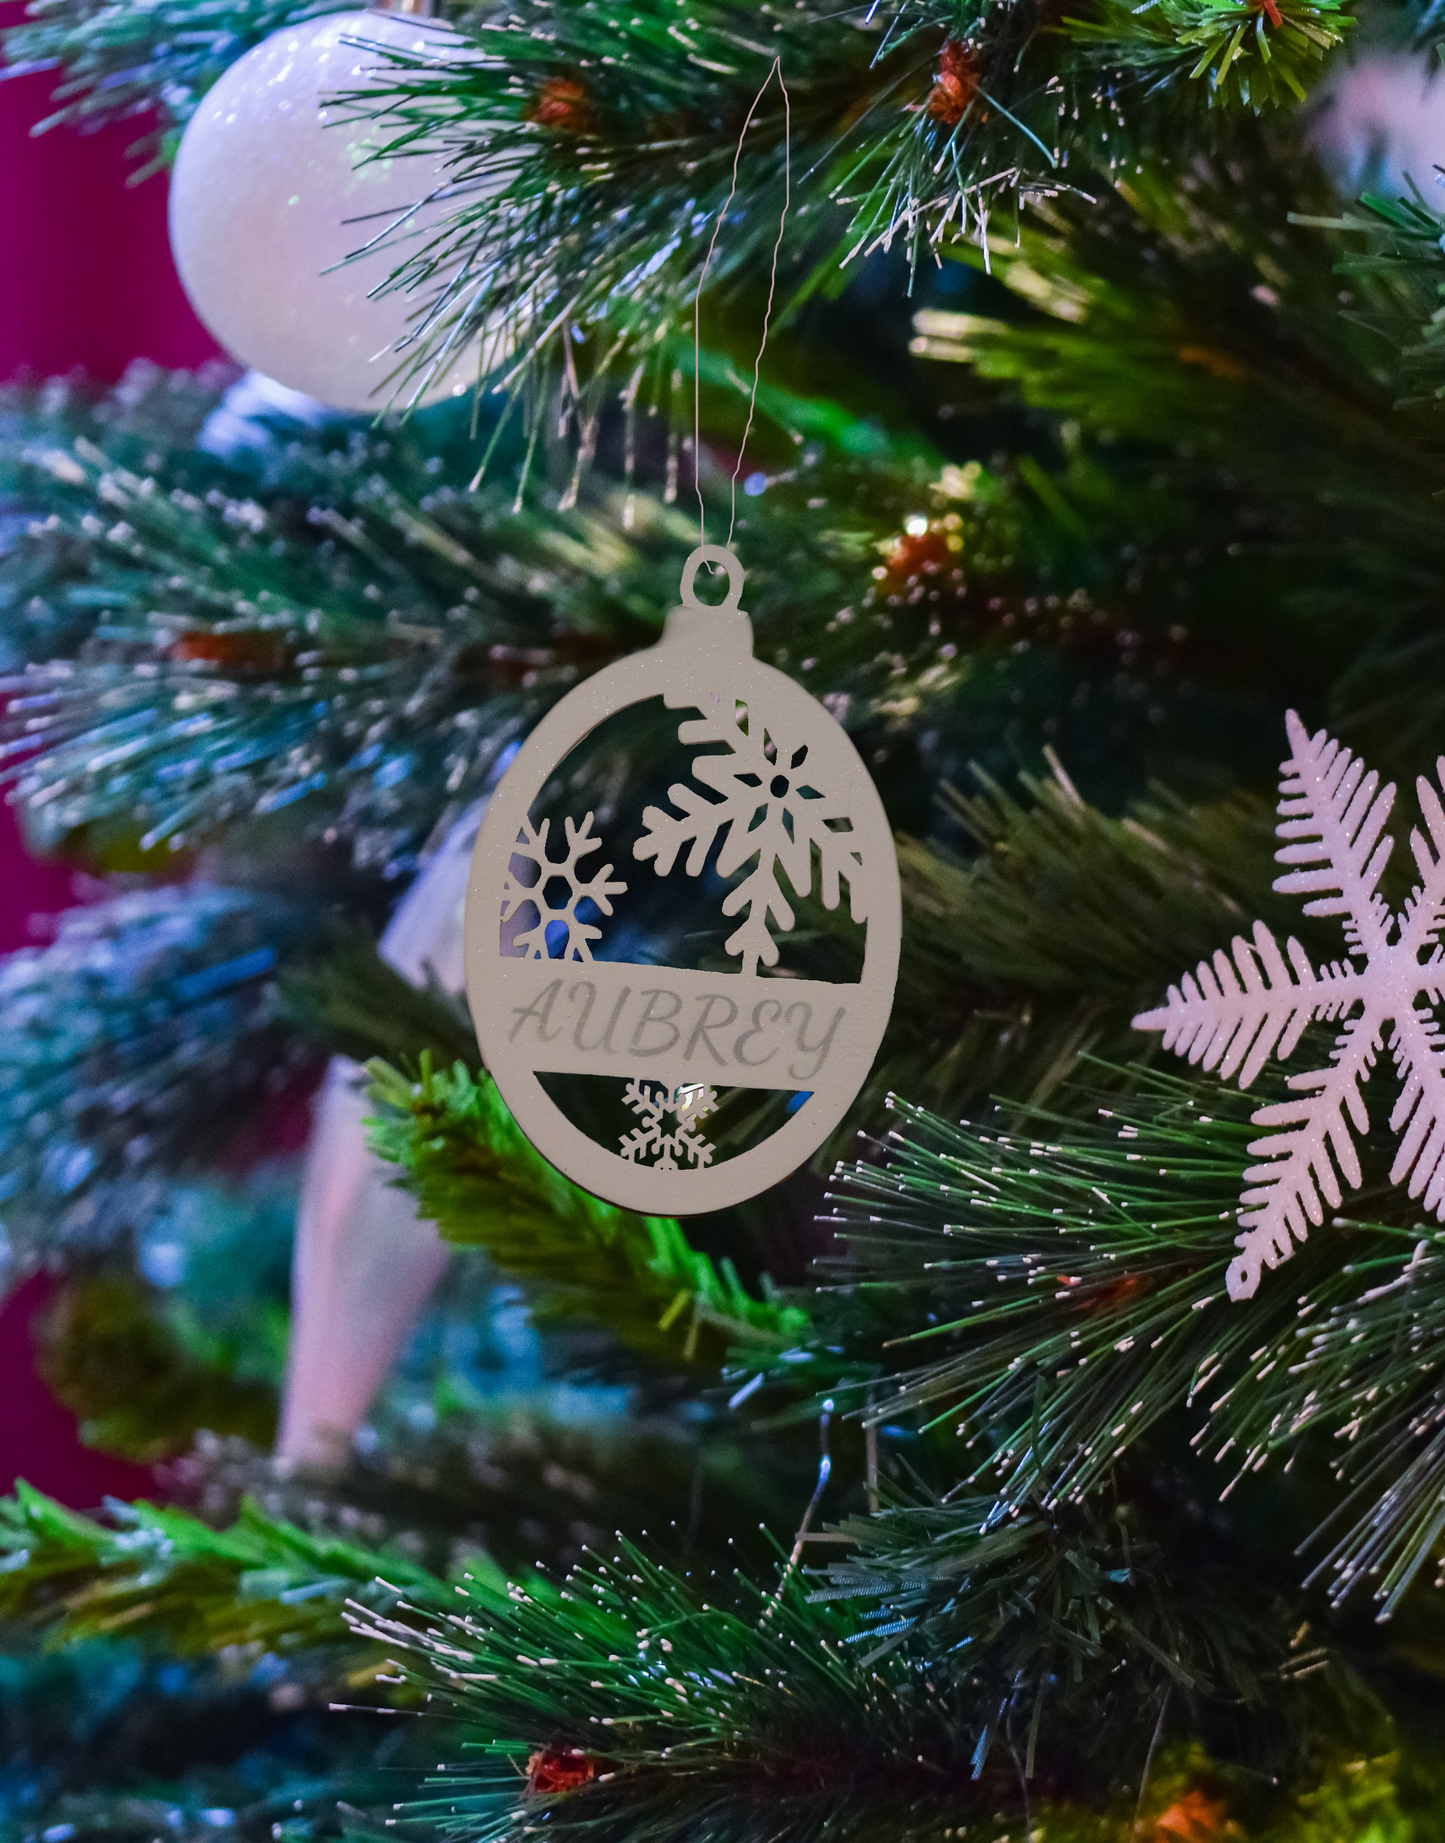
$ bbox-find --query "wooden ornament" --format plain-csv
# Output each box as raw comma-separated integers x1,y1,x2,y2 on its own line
464,545,901,1213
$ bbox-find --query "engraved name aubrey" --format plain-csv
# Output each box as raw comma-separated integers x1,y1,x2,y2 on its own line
478,959,859,1090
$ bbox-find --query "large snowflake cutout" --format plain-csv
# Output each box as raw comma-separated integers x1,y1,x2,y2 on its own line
618,1079,718,1169
633,699,867,975
501,813,627,961
1135,711,1445,1301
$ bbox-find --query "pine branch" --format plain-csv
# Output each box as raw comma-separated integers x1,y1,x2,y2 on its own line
32,1264,280,1462
0,1493,447,1831
0,365,231,669
0,359,1339,881
0,1493,1424,1840
0,1642,412,1843
0,0,354,171
1311,187,1445,414
0,884,317,1278
919,774,1290,995
1066,0,1350,112
812,1487,1319,1768
0,1407,804,1661
277,924,480,1072
0,1482,445,1660
816,1058,1445,1624
0,371,961,875
352,1529,1396,1843
0,387,665,874
813,1073,1389,1509
364,1056,810,1371
911,158,1445,775
320,0,1354,405
351,1539,1018,1841
913,156,1445,605
179,1403,812,1582
5,0,1355,330
1206,1225,1445,1618
857,774,1295,1126
915,153,1405,462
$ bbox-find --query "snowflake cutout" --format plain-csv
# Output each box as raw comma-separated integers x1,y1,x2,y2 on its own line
618,1079,718,1169
633,699,867,975
1135,711,1445,1301
501,813,627,961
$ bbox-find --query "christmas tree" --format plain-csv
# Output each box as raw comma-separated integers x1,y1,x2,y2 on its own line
7,1,1445,1839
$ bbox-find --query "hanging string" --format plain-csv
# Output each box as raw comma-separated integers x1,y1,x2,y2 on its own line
692,56,792,559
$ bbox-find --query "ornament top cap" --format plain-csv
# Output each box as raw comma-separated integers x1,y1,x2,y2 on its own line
664,545,751,654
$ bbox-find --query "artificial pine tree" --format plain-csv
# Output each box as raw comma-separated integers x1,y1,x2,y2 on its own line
10,2,1445,1840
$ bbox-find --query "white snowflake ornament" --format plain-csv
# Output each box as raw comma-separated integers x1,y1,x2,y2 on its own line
464,546,901,1215
635,706,867,976
619,1079,718,1169
500,813,627,961
1135,710,1445,1301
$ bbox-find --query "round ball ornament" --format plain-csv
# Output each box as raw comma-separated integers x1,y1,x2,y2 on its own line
169,8,478,412
464,547,901,1215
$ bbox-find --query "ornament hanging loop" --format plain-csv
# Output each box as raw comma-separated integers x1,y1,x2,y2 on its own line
679,545,745,613
665,546,750,653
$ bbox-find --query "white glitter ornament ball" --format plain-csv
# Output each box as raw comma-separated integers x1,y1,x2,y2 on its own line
170,10,477,412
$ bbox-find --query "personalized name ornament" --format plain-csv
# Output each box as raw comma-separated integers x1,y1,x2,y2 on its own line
464,546,901,1213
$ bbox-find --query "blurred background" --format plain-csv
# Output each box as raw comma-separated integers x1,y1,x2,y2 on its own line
0,39,219,1505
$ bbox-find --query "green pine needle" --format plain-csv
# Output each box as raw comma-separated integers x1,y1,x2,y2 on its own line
353,1538,1027,1843
278,925,481,1073
295,0,1357,403
1067,0,1351,113
0,1482,446,1661
814,1486,1324,1770
0,0,354,171
866,775,1288,1123
364,1055,810,1370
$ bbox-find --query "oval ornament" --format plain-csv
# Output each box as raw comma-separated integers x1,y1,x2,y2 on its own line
464,547,901,1214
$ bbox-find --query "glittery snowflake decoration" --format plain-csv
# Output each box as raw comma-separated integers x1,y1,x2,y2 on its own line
618,1079,718,1169
1134,711,1445,1301
502,813,627,961
633,700,866,975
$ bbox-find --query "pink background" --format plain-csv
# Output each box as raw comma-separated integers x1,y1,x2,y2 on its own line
1,43,220,1506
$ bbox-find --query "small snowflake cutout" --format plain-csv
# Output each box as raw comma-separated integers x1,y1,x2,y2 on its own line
1135,711,1445,1301
634,698,867,975
501,813,627,961
619,1079,718,1169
